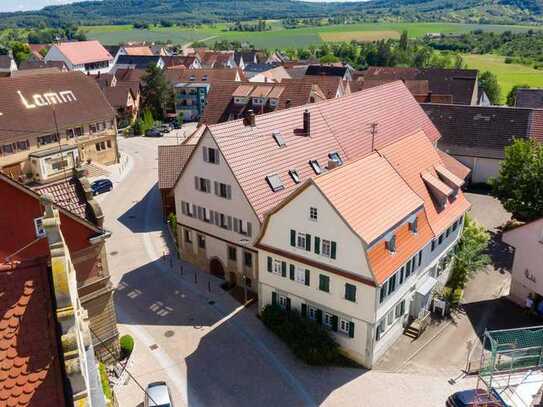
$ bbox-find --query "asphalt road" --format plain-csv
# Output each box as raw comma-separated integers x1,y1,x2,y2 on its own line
99,135,477,407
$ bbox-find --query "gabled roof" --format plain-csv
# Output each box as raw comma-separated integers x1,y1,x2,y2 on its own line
162,55,198,68
202,81,441,221
0,55,14,70
53,40,113,65
354,79,430,97
0,71,115,144
378,130,471,236
102,85,132,108
515,88,543,109
114,68,145,83
165,68,241,84
305,64,348,77
283,76,347,99
158,145,195,190
123,46,154,56
421,103,543,159
18,60,67,71
0,260,66,407
116,55,162,69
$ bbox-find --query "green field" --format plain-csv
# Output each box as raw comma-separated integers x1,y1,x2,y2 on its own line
462,54,543,103
83,22,541,48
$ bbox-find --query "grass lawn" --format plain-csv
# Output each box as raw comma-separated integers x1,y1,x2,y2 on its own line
83,21,542,47
462,54,543,104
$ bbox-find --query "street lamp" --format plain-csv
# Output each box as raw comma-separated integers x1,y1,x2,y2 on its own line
239,238,250,304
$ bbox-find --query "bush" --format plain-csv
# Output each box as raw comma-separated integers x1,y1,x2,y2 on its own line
98,362,113,403
261,305,341,365
120,334,134,359
504,57,513,64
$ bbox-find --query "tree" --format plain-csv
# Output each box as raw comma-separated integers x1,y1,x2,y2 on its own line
479,71,501,105
447,213,490,290
399,30,408,51
491,139,543,221
319,54,339,63
506,84,530,106
141,65,173,120
11,42,31,65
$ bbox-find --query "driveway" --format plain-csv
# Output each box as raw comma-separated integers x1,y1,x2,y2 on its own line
100,135,478,406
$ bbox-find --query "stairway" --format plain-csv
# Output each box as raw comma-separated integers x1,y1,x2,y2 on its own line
404,325,421,339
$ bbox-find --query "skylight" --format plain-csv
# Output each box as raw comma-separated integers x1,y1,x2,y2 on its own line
266,174,285,192
273,131,286,148
289,169,301,184
309,160,322,175
329,152,343,166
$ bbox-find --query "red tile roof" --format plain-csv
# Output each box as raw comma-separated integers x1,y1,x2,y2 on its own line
0,260,66,407
378,130,471,236
158,145,195,190
437,150,471,180
54,40,113,65
164,68,241,84
283,76,347,99
123,46,153,56
206,81,441,221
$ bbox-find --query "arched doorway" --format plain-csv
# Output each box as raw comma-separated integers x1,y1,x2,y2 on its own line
209,258,225,280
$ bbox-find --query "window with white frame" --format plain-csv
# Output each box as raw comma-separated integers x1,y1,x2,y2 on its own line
321,239,331,257
273,259,282,275
324,312,333,328
34,217,45,238
295,267,305,284
278,295,288,309
309,207,318,221
296,233,307,249
339,318,350,334
395,300,405,318
308,306,317,320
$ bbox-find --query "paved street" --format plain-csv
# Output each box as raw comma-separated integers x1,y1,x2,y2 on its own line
99,135,478,407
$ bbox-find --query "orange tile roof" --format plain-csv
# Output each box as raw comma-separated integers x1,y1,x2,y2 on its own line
421,171,454,197
0,260,66,407
55,40,113,65
232,84,254,97
207,81,441,221
158,145,195,190
267,86,285,99
314,153,424,245
437,150,471,180
250,86,272,98
378,130,471,236
435,164,464,188
367,211,434,284
123,46,153,56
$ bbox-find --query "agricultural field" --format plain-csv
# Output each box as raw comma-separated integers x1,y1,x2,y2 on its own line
462,54,543,103
83,21,541,48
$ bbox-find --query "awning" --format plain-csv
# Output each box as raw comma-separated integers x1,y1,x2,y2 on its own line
416,276,437,296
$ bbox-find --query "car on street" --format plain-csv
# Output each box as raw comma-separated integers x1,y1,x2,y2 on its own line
144,381,174,407
91,179,113,195
145,128,163,137
447,389,507,407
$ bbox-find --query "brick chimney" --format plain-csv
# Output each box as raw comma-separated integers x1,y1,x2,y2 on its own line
244,109,256,127
303,109,310,137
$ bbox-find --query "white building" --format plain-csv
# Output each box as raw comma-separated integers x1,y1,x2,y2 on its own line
256,131,470,367
171,80,469,306
45,40,113,75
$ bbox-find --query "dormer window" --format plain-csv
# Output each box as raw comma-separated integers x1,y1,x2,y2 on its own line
409,217,418,234
309,160,322,175
202,75,208,81
270,98,278,107
266,173,284,192
386,235,396,253
289,169,300,184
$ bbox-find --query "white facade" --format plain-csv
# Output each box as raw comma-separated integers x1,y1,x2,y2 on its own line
174,130,261,287
454,155,501,184
257,183,465,367
45,46,112,75
503,219,543,307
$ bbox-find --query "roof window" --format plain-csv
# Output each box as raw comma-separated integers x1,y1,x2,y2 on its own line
266,173,285,192
273,131,286,148
309,160,322,175
329,151,343,166
289,169,301,184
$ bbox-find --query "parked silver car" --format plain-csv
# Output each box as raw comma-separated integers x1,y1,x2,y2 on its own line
144,381,174,407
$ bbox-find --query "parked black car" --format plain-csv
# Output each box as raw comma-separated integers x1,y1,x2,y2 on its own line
145,128,162,137
91,179,113,195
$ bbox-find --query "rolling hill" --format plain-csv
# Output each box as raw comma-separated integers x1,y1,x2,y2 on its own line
0,0,541,28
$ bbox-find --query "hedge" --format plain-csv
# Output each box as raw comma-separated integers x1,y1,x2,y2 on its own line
120,334,134,360
261,304,341,365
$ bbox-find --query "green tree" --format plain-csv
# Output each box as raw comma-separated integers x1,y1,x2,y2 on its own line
447,213,490,290
319,54,339,63
506,84,530,106
478,71,501,105
11,42,31,65
141,65,173,120
399,30,408,51
491,139,543,221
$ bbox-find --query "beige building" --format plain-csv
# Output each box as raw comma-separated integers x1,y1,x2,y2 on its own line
503,219,543,307
172,81,467,300
256,132,470,367
0,71,119,184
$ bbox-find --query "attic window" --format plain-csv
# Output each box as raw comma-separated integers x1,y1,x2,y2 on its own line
189,75,196,81
202,75,208,81
329,152,343,166
409,217,418,234
273,131,286,147
386,235,397,253
289,169,301,184
266,173,285,192
309,160,322,175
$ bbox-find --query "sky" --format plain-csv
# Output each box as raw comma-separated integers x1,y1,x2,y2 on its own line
0,0,362,12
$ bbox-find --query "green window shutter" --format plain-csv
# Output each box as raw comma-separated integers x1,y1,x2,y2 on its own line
289,264,295,280
349,321,355,338
332,315,338,332
286,297,291,312
345,283,356,302
331,241,337,259
301,303,307,318
290,229,296,247
316,309,323,324
272,292,277,306
267,256,272,272
281,261,286,277
314,236,320,254
304,269,310,286
305,234,311,251
319,275,329,292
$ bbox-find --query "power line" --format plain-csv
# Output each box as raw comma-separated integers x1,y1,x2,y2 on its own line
88,326,159,406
